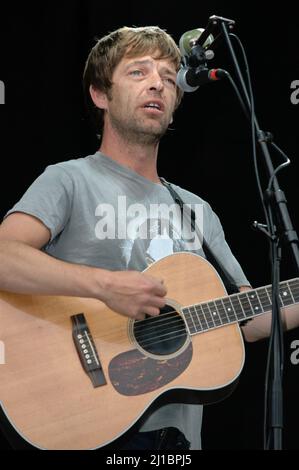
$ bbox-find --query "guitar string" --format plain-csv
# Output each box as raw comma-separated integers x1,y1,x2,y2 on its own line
131,286,299,349
135,285,299,348
134,299,281,348
134,311,182,329
138,330,188,348
83,303,299,355
82,311,299,359
78,283,299,352
84,283,299,334
134,318,186,339
134,282,299,331
184,281,299,315
134,282,299,324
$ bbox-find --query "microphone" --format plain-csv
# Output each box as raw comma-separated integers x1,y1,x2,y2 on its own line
176,66,228,92
179,28,215,59
177,24,227,92
179,15,235,59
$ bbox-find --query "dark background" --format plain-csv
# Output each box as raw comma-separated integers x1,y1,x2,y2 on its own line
0,0,298,450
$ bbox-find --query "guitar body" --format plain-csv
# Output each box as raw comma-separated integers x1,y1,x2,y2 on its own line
0,252,244,449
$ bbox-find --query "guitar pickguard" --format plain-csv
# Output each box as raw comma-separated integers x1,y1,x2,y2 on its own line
108,343,193,396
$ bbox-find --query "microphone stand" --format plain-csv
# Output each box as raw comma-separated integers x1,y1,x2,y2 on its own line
210,15,299,450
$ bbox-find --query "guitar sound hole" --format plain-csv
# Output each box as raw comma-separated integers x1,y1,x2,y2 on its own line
133,305,187,356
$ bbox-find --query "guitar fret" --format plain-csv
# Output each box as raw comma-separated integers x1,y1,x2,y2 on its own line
208,300,223,326
222,297,236,322
189,307,198,332
184,307,197,334
257,287,272,311
264,288,273,309
214,299,228,324
192,305,203,332
237,295,247,318
278,291,284,308
213,300,224,325
196,305,205,331
238,292,253,318
220,299,229,323
191,305,203,333
248,290,263,315
230,295,246,321
286,282,295,304
290,280,299,302
219,299,230,324
220,299,230,323
265,287,272,306
206,303,216,328
199,304,210,331
256,290,264,310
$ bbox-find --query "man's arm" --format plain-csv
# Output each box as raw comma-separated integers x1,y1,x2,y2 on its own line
0,213,166,319
239,286,299,342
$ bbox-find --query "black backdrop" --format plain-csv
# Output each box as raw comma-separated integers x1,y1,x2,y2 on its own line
0,0,298,450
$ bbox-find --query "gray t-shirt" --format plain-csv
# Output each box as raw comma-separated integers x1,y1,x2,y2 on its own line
6,151,249,449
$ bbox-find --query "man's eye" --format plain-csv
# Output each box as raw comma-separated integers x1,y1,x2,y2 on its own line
164,77,176,86
130,70,143,76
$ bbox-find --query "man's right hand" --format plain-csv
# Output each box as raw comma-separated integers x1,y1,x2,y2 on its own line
0,214,167,320
100,270,167,320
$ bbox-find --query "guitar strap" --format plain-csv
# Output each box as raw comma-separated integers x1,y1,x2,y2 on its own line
160,177,239,295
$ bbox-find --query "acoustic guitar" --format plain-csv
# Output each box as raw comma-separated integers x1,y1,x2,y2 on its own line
0,252,298,449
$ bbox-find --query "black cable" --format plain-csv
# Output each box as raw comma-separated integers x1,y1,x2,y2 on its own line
228,33,271,231
263,207,284,449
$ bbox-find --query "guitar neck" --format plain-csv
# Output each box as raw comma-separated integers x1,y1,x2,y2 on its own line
182,278,299,335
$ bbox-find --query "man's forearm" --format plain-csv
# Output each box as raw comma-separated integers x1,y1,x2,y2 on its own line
241,304,299,342
0,239,108,299
237,283,299,341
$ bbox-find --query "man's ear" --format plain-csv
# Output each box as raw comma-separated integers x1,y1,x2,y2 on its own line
89,85,108,110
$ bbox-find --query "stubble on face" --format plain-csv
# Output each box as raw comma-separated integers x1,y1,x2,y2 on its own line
109,103,169,145
106,70,175,145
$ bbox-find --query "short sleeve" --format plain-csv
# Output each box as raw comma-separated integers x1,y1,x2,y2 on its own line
4,164,74,242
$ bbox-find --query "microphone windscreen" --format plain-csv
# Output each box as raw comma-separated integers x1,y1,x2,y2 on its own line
179,28,214,57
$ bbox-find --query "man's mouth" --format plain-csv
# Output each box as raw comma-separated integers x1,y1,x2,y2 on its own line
142,100,164,113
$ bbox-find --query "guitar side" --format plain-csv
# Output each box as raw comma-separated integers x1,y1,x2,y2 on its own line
0,252,244,449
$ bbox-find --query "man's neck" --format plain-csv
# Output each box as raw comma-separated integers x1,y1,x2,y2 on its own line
99,131,161,184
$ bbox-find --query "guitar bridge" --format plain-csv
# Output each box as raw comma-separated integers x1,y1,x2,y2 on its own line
71,313,106,388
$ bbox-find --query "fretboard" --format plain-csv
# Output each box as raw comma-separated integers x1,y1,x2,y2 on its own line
182,278,299,335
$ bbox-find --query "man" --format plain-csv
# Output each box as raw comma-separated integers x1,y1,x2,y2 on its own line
0,26,298,450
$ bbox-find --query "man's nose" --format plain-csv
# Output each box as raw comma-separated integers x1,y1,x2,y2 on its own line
148,71,164,92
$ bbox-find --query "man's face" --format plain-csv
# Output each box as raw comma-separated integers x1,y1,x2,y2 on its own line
104,54,178,144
